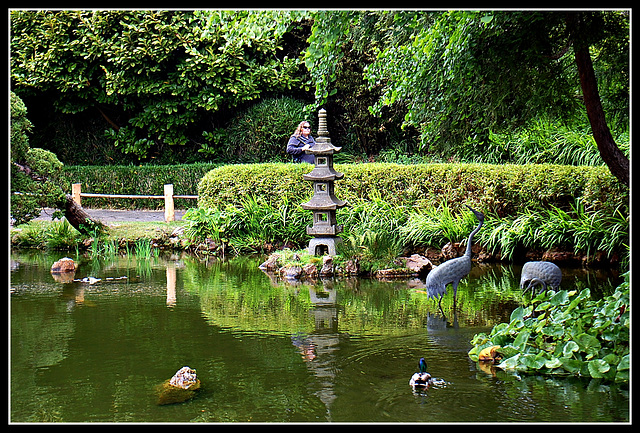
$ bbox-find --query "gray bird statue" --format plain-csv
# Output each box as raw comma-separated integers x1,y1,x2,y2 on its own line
425,205,484,306
519,261,562,293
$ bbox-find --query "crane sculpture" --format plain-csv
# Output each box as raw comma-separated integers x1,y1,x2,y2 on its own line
426,205,484,306
519,261,562,294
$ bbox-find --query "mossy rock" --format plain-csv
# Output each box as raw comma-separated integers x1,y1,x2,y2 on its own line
155,379,201,405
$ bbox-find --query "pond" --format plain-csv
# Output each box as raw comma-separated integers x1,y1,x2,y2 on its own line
10,251,628,423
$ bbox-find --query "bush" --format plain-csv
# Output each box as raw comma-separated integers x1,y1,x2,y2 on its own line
202,97,309,163
197,162,628,218
61,163,220,209
11,91,67,225
194,163,628,264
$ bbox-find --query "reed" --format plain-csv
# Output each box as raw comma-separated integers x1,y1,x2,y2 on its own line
134,238,157,258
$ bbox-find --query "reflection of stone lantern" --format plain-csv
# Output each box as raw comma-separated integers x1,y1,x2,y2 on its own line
302,109,346,256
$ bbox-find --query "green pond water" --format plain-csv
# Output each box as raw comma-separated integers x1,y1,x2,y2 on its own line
10,251,629,423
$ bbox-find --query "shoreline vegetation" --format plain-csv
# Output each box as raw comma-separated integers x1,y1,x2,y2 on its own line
9,214,626,280
11,162,628,276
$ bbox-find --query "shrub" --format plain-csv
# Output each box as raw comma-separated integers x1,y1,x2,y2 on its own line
61,163,220,209
11,91,67,225
206,97,309,163
196,162,628,264
198,162,627,218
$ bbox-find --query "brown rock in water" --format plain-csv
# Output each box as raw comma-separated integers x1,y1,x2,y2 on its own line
258,253,282,272
343,258,360,276
441,242,465,260
303,263,318,278
403,254,432,275
280,265,303,279
156,366,201,405
319,255,334,277
50,257,77,274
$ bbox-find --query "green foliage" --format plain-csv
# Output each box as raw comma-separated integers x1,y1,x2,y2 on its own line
469,273,630,382
10,91,32,161
11,220,82,250
304,10,628,170
455,116,630,166
183,195,310,254
400,201,480,248
192,163,627,265
477,199,629,263
10,10,307,159
183,207,233,246
337,195,406,270
198,163,627,218
60,163,219,209
201,97,308,162
10,92,66,225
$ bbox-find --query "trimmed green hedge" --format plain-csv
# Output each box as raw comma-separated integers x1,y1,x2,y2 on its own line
198,163,627,217
58,162,628,217
61,163,220,209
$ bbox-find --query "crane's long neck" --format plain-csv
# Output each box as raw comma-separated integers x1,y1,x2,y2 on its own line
465,218,483,257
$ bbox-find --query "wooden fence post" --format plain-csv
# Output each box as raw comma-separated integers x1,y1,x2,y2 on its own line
164,184,174,222
72,183,82,206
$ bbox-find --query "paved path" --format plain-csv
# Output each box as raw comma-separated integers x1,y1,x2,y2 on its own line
35,208,187,223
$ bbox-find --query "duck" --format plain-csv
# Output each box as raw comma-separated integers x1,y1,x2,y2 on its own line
409,358,432,388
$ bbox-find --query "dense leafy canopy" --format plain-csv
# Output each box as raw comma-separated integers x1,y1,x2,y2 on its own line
10,9,629,174
305,10,628,151
11,10,307,158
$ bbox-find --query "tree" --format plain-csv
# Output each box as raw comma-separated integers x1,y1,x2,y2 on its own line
10,10,307,159
566,11,629,186
10,91,105,233
305,10,629,185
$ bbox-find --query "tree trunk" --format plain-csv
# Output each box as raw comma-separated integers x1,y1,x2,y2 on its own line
64,195,107,235
568,13,629,187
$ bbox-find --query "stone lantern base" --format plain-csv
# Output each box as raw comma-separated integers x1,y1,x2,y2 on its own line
308,236,343,256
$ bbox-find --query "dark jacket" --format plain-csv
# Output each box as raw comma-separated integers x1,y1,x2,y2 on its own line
287,135,316,163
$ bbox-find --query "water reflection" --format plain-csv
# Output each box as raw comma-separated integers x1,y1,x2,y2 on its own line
295,283,341,420
10,251,628,423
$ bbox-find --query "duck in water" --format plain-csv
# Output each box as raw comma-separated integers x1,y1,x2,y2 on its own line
409,358,432,389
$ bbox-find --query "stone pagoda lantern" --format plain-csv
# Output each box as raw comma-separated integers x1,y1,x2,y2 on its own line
301,109,346,256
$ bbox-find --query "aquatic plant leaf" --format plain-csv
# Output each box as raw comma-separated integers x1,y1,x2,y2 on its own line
549,290,569,306
521,353,545,369
510,305,532,322
535,301,551,312
498,345,520,359
542,325,564,339
544,357,562,369
562,341,579,357
617,354,629,371
497,354,521,371
560,357,583,373
575,333,601,353
513,329,530,351
587,359,610,378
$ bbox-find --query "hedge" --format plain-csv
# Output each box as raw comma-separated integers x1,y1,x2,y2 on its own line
198,163,628,218
58,162,628,217
61,163,220,209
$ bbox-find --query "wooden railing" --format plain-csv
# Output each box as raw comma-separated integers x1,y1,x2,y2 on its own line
71,183,197,222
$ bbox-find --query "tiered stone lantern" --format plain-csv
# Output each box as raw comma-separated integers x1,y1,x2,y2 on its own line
302,109,346,256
